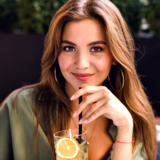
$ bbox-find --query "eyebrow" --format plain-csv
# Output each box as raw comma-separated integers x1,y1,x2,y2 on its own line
61,40,106,46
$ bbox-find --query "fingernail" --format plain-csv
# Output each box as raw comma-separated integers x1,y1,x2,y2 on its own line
83,119,88,124
70,95,75,100
73,111,77,117
79,119,83,124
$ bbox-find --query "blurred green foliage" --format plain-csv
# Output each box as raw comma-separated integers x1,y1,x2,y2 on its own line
145,0,160,36
111,0,143,34
16,0,68,34
0,0,159,36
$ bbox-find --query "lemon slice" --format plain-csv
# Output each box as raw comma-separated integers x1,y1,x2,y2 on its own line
56,137,80,159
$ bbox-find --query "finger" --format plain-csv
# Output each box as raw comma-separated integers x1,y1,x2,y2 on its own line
70,85,109,100
81,98,107,123
76,91,107,116
83,104,106,123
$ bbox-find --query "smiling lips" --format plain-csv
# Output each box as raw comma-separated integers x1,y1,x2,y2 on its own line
72,73,94,81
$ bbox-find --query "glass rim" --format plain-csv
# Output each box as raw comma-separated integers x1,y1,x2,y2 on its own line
54,129,87,138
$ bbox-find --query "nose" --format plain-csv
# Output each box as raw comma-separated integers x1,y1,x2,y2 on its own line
74,50,90,70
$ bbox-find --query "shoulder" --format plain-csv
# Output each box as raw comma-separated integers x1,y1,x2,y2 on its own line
16,88,36,106
0,87,39,129
0,87,37,112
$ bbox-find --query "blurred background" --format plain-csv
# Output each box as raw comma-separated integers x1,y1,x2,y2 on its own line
0,0,160,117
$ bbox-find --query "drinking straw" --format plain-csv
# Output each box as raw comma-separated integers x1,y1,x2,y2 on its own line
69,129,72,140
79,87,82,136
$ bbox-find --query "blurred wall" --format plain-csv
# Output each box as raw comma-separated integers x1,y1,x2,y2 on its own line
0,33,44,101
134,38,160,116
0,34,160,116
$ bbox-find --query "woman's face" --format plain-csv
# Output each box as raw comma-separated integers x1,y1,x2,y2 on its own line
58,19,116,92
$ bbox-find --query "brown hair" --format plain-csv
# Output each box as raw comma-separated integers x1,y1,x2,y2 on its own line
14,0,157,159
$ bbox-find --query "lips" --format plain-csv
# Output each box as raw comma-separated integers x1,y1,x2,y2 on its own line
72,73,94,81
72,73,94,76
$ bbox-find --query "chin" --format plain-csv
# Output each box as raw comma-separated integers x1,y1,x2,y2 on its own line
69,80,103,90
71,83,87,90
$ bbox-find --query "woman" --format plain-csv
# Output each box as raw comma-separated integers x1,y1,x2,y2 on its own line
0,0,157,159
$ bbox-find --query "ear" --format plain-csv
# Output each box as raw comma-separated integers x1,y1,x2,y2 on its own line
112,58,117,65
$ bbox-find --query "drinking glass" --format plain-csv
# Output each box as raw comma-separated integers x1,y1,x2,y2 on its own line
54,129,88,160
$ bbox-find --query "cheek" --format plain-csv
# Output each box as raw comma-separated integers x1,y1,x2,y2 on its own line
58,54,71,73
95,54,113,73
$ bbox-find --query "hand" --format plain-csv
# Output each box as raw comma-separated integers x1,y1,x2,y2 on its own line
70,85,133,130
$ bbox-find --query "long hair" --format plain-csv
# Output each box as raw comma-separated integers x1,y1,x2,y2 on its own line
14,0,157,159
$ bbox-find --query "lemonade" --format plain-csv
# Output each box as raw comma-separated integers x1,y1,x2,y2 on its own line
54,129,88,160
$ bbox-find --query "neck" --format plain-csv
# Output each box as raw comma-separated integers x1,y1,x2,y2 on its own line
64,81,79,112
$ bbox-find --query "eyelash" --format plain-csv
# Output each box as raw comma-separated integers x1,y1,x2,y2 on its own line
62,46,104,52
90,46,103,52
63,46,76,52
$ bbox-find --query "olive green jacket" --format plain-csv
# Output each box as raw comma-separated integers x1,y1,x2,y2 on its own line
0,88,148,160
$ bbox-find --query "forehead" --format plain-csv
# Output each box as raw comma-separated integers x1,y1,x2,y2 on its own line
62,19,106,42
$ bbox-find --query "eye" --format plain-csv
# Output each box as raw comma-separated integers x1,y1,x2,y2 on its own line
90,46,103,52
63,46,76,52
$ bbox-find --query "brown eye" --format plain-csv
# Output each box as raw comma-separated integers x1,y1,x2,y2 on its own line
90,47,103,52
63,46,76,52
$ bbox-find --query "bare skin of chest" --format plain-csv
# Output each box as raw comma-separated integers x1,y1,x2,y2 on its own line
68,116,113,160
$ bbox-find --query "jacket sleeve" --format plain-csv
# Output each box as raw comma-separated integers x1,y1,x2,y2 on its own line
0,89,55,160
0,98,14,160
